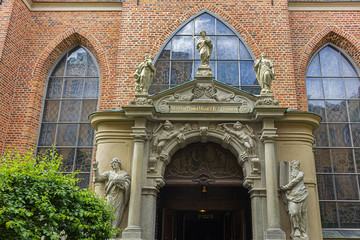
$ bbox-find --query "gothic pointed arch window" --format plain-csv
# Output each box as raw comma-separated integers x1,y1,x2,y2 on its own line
306,44,360,233
36,46,100,188
149,12,260,95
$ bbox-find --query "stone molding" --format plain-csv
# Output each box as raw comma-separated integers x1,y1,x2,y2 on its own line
148,120,260,190
22,0,122,11
288,1,360,11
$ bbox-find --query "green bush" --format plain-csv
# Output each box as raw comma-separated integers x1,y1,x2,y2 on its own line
0,149,116,240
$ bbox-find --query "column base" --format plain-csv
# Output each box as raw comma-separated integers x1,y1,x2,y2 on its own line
121,226,142,240
264,228,286,240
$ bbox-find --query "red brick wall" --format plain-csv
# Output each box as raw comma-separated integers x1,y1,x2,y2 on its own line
2,0,360,150
0,0,31,153
289,11,360,110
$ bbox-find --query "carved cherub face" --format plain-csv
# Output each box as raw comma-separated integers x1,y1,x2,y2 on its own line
163,121,173,131
233,121,243,130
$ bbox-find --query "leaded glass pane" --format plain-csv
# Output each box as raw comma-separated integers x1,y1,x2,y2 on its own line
320,47,341,76
317,174,335,200
78,124,94,146
57,148,75,172
217,36,238,60
65,48,87,77
355,149,360,172
159,42,171,60
75,148,92,172
323,78,345,99
348,100,360,122
332,149,355,173
195,14,215,35
56,124,78,146
86,54,98,77
306,78,323,99
335,175,359,200
171,61,193,85
308,100,325,120
83,78,99,99
63,78,84,98
59,100,81,122
307,54,321,76
172,36,193,59
328,123,351,147
52,57,66,76
314,124,329,147
240,42,251,60
241,86,261,95
325,100,348,122
153,61,170,85
314,148,332,173
319,202,338,228
342,55,358,77
240,61,257,85
81,100,98,121
42,101,59,122
218,61,239,86
345,78,360,99
217,21,233,35
351,124,360,147
38,124,56,146
338,203,360,228
46,78,63,99
75,173,91,189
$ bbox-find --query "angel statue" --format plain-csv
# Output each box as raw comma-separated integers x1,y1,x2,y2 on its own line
133,54,156,95
93,158,131,230
254,53,275,94
152,121,190,155
195,30,213,67
222,121,256,155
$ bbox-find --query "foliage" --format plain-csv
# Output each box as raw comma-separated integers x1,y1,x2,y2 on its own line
0,149,116,240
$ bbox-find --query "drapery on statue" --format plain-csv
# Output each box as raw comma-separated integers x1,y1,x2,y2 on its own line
133,54,156,94
93,158,131,230
221,121,256,155
195,30,213,67
254,53,274,94
280,160,309,240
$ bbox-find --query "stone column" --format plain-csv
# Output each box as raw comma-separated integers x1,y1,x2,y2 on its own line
141,186,159,240
261,118,286,240
122,118,147,240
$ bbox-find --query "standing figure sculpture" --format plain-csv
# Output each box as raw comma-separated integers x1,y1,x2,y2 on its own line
133,54,156,94
222,121,256,155
93,158,131,230
254,53,275,94
281,160,309,240
196,30,213,67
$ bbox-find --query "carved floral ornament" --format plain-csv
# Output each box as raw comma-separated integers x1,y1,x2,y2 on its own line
153,82,254,113
148,120,260,188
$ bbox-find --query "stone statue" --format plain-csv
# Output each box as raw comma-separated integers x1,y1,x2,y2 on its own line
254,53,274,94
280,160,309,240
93,158,131,230
221,121,256,155
152,120,180,155
196,30,213,67
134,54,156,94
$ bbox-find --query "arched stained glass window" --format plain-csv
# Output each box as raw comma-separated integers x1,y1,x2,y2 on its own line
306,44,360,231
150,12,260,95
37,46,100,188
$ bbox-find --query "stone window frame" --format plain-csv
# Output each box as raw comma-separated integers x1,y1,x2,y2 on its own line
35,44,100,189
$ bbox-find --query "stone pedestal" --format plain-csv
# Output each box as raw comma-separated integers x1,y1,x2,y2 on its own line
196,65,212,77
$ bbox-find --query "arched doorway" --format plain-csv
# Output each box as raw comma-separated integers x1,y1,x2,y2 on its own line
156,142,252,240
